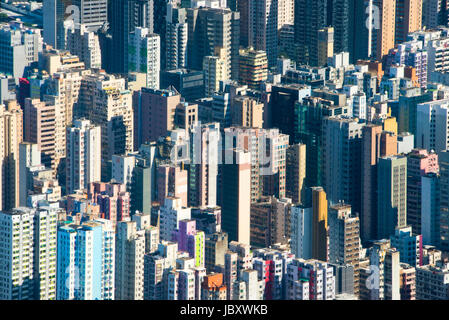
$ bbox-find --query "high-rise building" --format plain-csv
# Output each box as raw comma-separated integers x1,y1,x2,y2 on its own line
286,143,306,205
439,151,449,250
38,70,83,174
115,220,145,300
322,117,364,214
23,98,57,170
0,22,42,83
395,0,422,45
57,219,115,300
132,212,160,254
250,197,292,248
234,269,265,300
132,87,180,148
173,219,205,268
329,0,352,57
18,143,43,207
416,100,449,153
43,0,69,50
157,164,188,208
290,206,313,259
238,0,278,67
166,2,188,71
187,7,240,79
286,259,335,300
114,142,157,215
0,75,15,105
271,84,311,144
422,34,449,80
361,124,397,243
143,241,178,300
331,264,356,299
228,241,254,274
161,69,205,101
129,28,161,89
311,187,328,262
223,250,238,299
43,0,107,50
205,232,228,272
84,75,134,178
93,218,116,300
421,172,440,247
43,70,84,165
352,0,373,61
294,94,346,188
88,182,131,228
352,92,368,120
66,24,102,69
111,154,136,189
406,149,439,235
252,248,293,300
66,119,101,195
294,0,327,66
76,71,115,118
167,266,197,300
384,248,401,300
0,207,57,300
397,88,433,135
372,0,397,60
377,155,408,239
221,149,251,245
72,0,108,30
422,0,449,29
0,101,23,211
328,204,360,296
317,27,334,67
175,101,199,131
159,197,191,241
223,127,288,203
390,226,422,267
416,261,449,299
231,96,264,128
238,48,268,90
187,123,220,208
108,0,153,73
203,48,229,97
362,239,398,300
400,264,416,300
278,0,294,28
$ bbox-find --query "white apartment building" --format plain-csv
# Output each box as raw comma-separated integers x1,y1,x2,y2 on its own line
278,0,294,29
223,127,289,202
115,221,146,300
416,99,449,153
159,197,191,241
129,27,160,90
0,207,57,300
66,24,102,69
286,258,336,300
240,269,265,300
203,49,228,97
66,119,101,194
